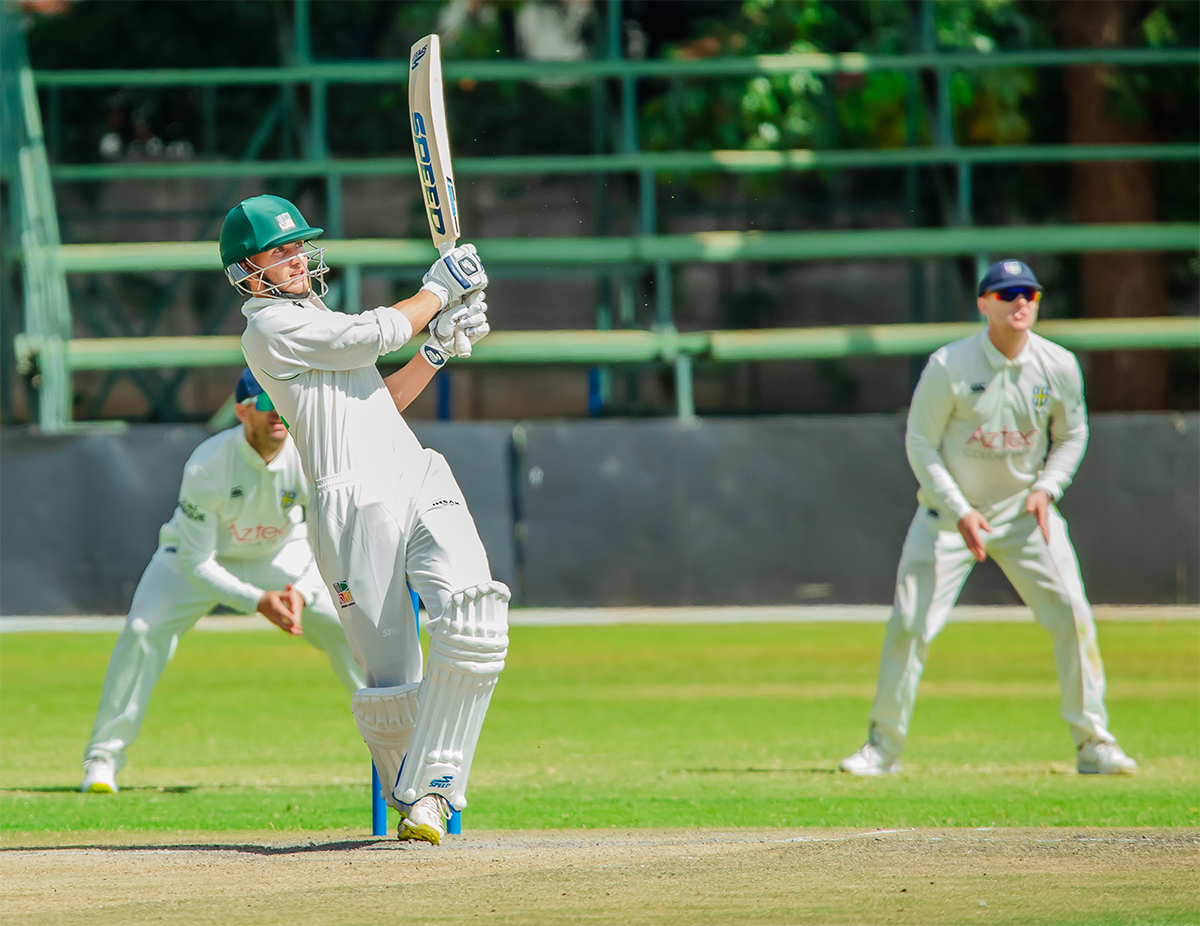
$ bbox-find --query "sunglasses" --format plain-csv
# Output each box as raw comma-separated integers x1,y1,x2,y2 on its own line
987,286,1040,302
241,392,276,412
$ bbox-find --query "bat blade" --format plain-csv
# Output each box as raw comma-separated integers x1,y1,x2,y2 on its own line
409,34,460,254
409,34,471,357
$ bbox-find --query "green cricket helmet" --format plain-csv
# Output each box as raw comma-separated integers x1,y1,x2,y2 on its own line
219,195,327,295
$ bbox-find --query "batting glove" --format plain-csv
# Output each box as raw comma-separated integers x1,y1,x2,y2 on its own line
420,301,489,369
420,243,487,310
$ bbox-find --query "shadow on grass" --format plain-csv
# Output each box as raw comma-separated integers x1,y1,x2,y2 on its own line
1,785,200,794
679,767,837,774
0,838,391,855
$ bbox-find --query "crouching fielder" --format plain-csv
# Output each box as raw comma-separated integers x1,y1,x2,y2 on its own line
82,368,364,794
220,194,503,844
840,260,1136,777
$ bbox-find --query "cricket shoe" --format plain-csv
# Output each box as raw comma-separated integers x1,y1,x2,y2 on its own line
839,742,902,776
1077,741,1138,775
81,757,118,794
397,794,452,845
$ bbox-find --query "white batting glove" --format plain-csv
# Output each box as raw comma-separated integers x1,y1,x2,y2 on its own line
419,300,489,368
420,243,487,311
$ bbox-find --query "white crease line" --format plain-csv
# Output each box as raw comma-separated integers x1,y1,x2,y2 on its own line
777,828,901,844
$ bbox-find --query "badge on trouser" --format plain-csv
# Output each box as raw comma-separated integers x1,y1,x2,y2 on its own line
393,581,510,812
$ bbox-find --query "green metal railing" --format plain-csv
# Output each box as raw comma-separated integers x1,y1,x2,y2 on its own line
56,318,1200,373
33,47,1200,88
52,223,1200,273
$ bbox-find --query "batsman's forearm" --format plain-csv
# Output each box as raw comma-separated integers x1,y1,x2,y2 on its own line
391,289,442,338
384,354,439,413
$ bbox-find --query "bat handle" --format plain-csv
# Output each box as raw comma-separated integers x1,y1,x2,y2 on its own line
455,327,472,359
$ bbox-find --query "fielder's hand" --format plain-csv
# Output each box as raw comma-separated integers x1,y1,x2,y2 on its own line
258,584,304,636
1025,489,1052,544
957,510,992,563
420,243,487,311
420,300,489,368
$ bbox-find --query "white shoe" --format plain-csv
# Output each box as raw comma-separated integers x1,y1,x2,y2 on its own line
397,794,452,845
81,757,118,794
839,742,901,776
1077,741,1138,775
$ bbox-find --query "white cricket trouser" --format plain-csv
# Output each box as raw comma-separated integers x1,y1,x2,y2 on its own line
868,503,1115,759
308,449,492,688
84,539,364,771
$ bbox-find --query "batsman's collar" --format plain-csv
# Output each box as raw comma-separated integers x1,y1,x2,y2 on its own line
977,259,1042,297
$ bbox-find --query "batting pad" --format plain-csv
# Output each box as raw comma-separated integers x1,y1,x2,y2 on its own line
351,682,421,811
393,581,510,812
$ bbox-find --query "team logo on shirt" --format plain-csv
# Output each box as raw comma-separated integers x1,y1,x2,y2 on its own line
279,489,298,512
1031,385,1051,408
965,426,1037,457
334,581,356,609
179,500,205,522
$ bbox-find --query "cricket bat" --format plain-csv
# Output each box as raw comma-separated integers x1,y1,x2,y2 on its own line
409,34,473,358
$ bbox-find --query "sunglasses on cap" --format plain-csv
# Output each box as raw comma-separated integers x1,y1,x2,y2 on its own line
240,392,276,412
987,286,1040,302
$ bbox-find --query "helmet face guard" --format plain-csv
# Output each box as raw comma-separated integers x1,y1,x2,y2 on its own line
226,243,329,299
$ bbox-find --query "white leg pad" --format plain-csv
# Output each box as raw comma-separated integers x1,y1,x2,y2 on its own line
351,682,421,810
393,581,510,812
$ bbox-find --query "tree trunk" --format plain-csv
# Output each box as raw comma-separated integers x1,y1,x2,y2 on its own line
1060,0,1168,411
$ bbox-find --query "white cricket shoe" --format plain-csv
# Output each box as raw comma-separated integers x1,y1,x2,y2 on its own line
397,794,452,845
1077,741,1138,775
839,742,902,776
81,757,118,794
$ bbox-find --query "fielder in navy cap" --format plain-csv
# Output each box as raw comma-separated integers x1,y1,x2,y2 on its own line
976,258,1042,299
235,367,275,412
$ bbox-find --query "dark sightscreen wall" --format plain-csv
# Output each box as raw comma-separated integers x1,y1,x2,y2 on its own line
2,413,1194,614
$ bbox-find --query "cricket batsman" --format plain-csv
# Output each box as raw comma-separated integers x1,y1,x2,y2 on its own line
81,368,365,794
840,260,1137,777
219,194,502,844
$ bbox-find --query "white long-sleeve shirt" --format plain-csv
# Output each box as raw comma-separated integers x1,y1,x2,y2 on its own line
158,426,311,613
240,294,421,484
906,328,1088,524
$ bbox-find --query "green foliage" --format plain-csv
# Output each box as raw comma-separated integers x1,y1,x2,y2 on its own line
2,622,1196,833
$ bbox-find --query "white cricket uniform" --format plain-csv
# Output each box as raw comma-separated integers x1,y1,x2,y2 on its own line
84,426,364,772
239,293,492,686
240,292,504,814
867,328,1116,759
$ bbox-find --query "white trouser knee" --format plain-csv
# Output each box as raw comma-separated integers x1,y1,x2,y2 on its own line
393,581,510,812
351,682,421,810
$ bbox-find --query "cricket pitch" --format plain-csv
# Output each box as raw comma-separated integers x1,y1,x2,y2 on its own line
3,827,1196,925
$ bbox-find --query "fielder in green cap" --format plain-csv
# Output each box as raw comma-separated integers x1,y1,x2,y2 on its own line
219,194,503,846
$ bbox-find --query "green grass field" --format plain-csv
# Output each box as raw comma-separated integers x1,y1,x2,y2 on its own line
2,621,1197,834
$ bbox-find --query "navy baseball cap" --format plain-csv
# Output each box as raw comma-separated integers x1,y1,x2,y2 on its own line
977,259,1042,297
235,368,275,411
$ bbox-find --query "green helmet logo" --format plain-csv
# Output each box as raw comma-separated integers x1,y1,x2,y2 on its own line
219,194,323,270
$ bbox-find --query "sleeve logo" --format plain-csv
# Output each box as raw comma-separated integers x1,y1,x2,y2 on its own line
333,581,356,609
179,500,206,522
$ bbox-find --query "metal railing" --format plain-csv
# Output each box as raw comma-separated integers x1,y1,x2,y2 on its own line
9,6,1199,426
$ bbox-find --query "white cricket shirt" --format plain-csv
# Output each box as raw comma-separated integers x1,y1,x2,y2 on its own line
240,294,420,484
906,328,1088,524
158,426,311,613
